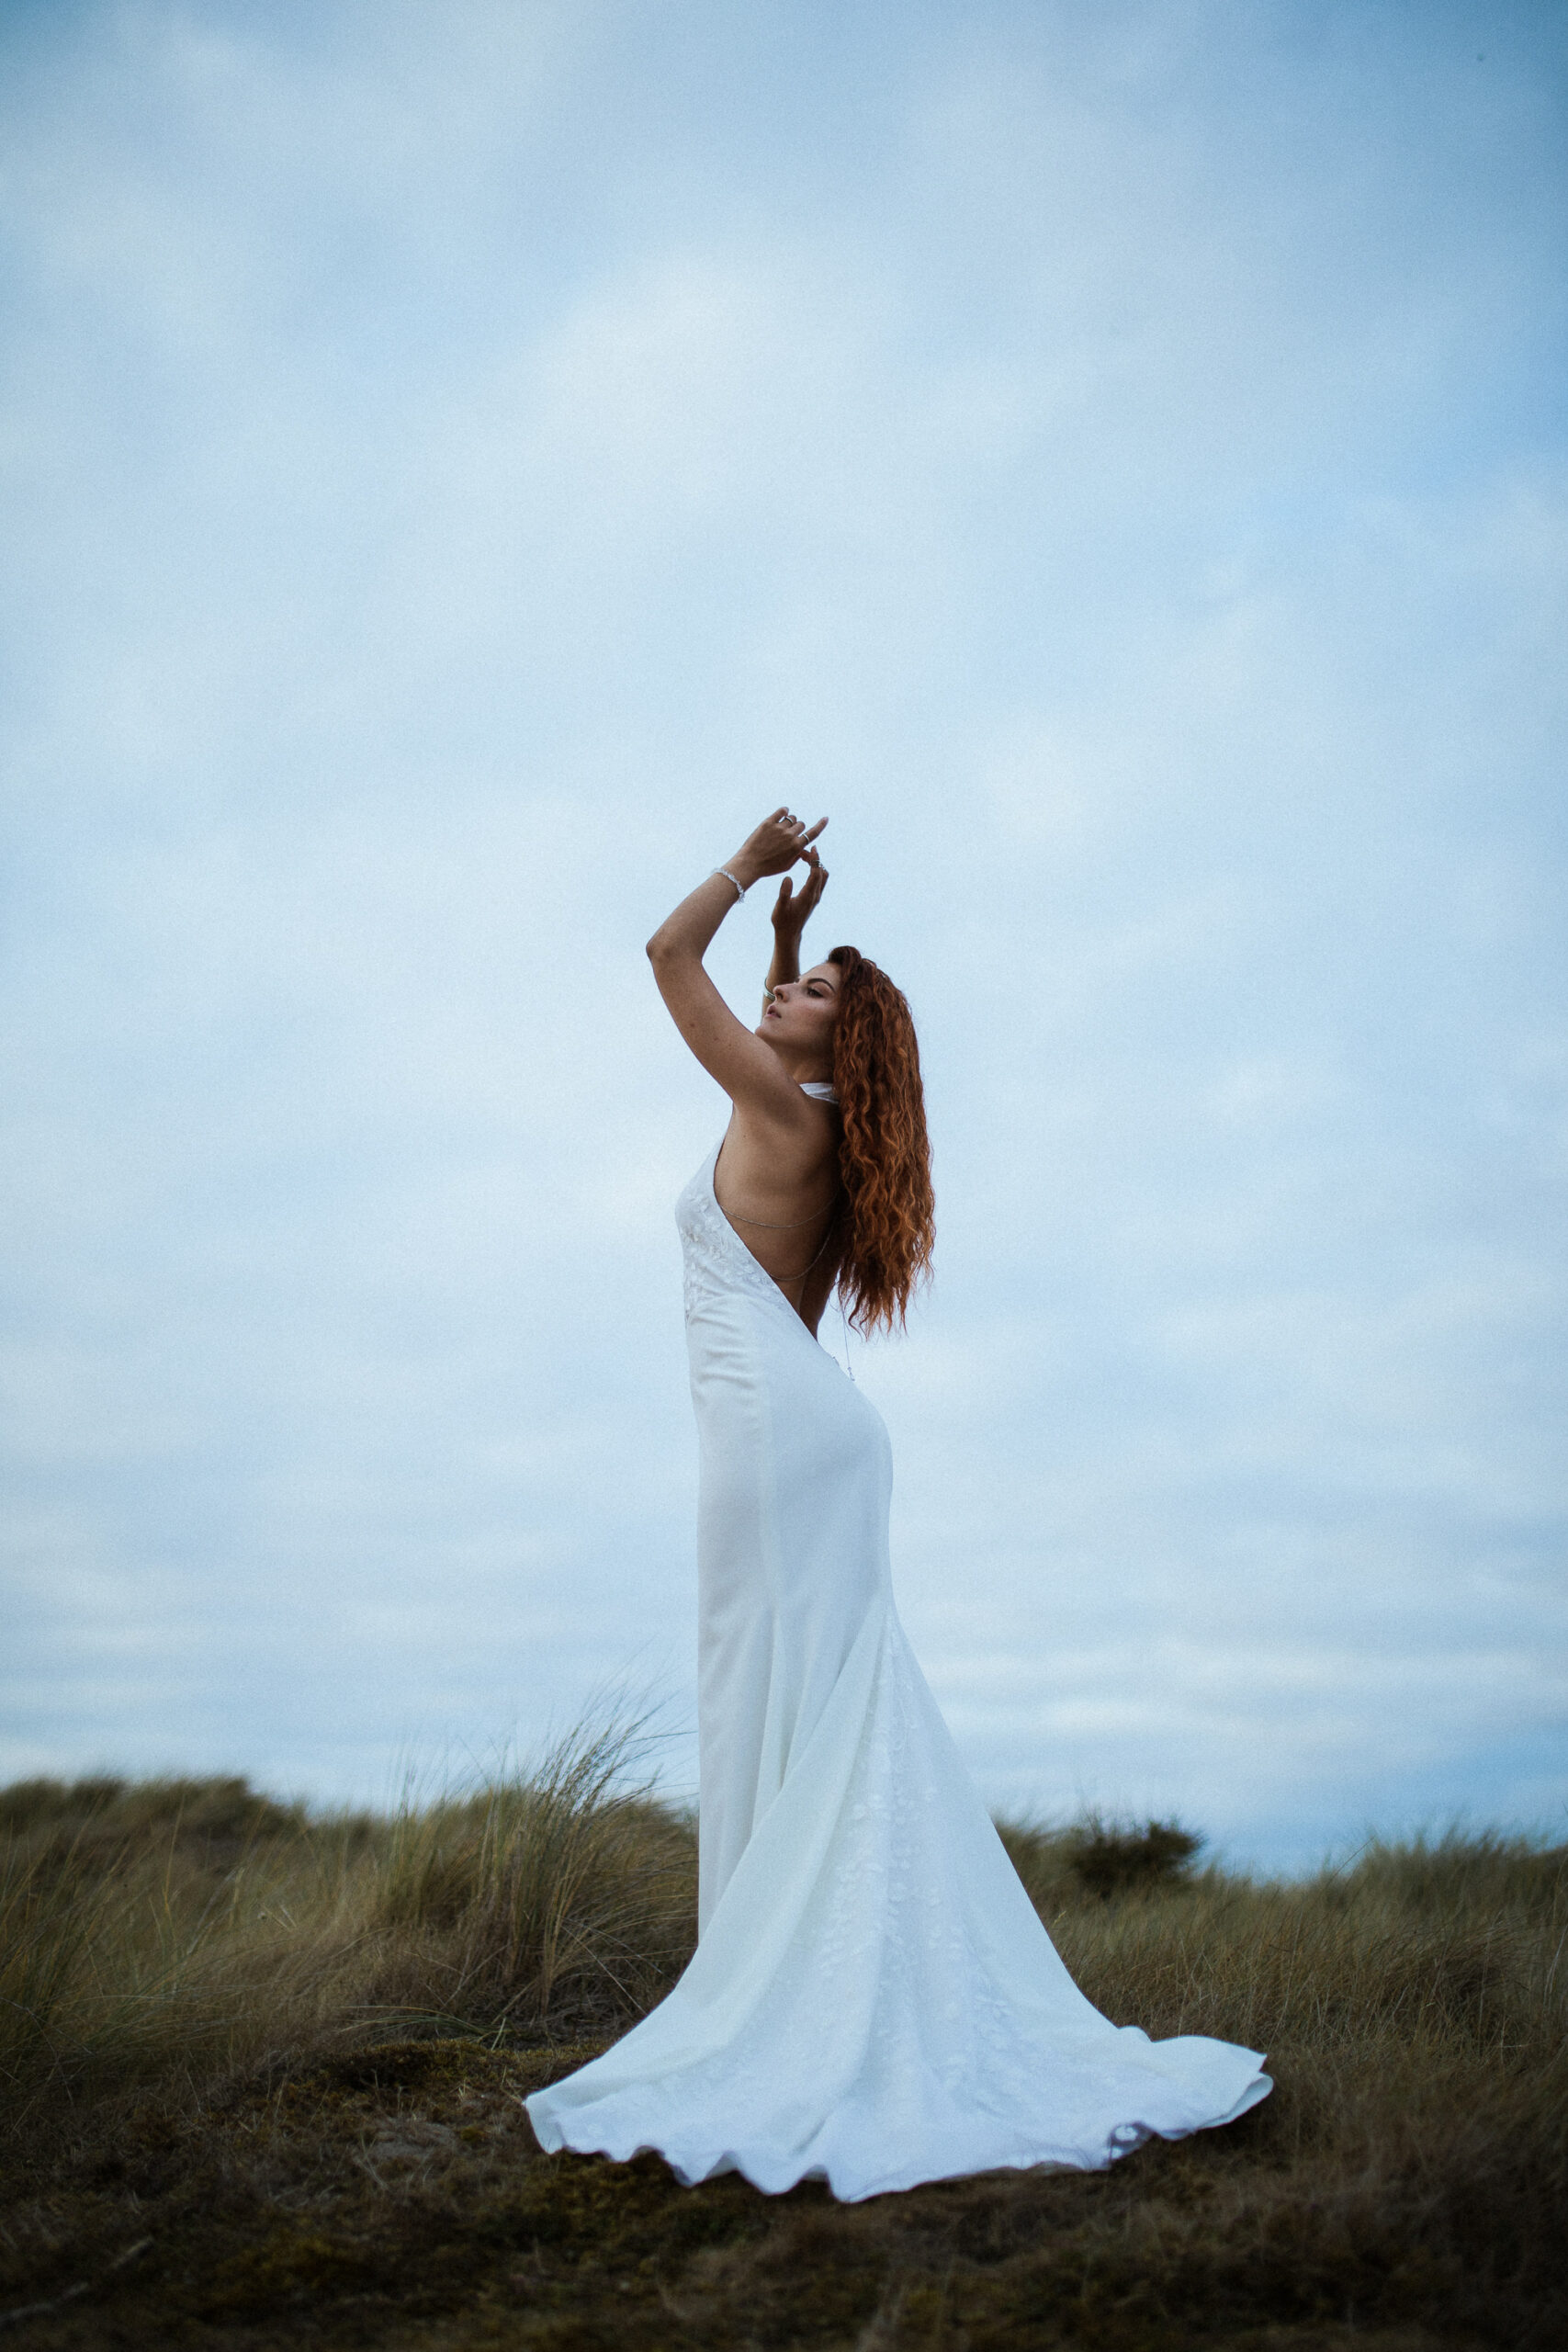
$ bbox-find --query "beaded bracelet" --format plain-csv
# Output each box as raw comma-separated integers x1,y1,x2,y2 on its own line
712,867,748,903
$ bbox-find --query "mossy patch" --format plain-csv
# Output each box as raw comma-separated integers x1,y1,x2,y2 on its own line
0,2030,1513,2350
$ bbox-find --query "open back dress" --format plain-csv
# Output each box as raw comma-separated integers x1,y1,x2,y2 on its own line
525,1129,1270,2200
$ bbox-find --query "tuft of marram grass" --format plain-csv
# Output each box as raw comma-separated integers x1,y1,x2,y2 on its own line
0,1724,699,2125
364,1725,696,2036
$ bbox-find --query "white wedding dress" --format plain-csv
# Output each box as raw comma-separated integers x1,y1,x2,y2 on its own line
525,1130,1270,2200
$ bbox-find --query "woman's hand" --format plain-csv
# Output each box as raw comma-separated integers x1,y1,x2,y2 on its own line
728,807,828,889
762,820,828,1001
771,854,828,944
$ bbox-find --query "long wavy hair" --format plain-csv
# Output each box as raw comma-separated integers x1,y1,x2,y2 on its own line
826,945,934,1335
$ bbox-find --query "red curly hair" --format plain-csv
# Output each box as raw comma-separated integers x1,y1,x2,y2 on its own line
826,945,934,1335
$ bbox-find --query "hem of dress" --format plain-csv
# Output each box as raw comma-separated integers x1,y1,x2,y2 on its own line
523,2066,1273,2204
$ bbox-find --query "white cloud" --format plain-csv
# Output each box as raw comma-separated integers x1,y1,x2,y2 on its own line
1,0,1563,1864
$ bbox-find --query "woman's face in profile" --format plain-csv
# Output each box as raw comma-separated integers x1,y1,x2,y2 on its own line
759,963,840,1064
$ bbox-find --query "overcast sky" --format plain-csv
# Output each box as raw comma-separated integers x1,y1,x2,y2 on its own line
2,0,1564,1870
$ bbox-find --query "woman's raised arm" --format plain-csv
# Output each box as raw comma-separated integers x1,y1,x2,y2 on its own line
646,808,826,1110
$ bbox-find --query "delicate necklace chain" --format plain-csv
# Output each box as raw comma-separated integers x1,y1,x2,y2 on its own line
727,1195,843,1286
725,1204,833,1230
714,1175,853,1359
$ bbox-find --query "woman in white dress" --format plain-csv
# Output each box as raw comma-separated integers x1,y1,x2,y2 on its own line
525,808,1270,2200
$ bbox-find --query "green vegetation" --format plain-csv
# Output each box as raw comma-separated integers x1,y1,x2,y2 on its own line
1,1747,1562,2348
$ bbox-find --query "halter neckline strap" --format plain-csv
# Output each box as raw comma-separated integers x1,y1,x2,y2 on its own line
799,1080,839,1104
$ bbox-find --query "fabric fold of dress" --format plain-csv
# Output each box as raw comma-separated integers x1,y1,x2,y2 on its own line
525,1141,1270,2201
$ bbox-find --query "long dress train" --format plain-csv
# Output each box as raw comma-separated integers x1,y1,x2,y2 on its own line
525,1138,1270,2200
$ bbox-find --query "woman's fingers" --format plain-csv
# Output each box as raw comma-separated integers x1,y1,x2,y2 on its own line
778,811,826,846
772,860,827,938
772,861,830,929
741,808,829,879
795,864,827,920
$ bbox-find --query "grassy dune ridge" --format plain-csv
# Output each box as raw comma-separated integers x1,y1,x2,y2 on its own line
1,1740,1563,2349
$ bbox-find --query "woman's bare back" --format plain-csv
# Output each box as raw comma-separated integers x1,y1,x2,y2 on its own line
713,1097,843,1334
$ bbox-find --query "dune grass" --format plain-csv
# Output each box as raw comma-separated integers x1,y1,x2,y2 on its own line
0,1751,1562,2348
